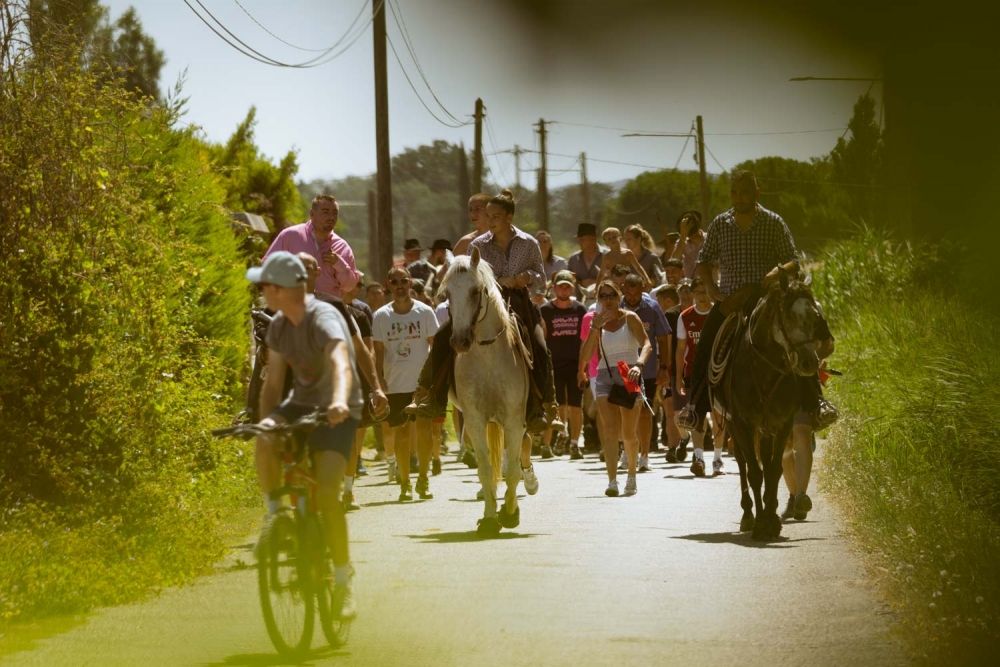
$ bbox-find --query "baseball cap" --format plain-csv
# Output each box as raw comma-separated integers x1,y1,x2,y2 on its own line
246,251,307,288
553,270,575,286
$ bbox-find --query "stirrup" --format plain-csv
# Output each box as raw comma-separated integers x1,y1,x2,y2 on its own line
403,387,431,415
675,406,700,431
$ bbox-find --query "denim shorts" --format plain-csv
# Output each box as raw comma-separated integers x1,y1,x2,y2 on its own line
270,401,358,460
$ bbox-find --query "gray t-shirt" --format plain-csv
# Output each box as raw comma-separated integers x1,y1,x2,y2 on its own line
266,297,364,419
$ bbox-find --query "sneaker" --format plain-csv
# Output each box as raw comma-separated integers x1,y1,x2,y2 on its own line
623,475,637,496
712,459,725,476
342,490,360,512
540,445,554,460
331,582,357,621
638,455,650,472
431,458,442,476
569,446,584,460
522,465,539,495
462,448,478,469
618,449,627,471
356,460,369,477
605,480,620,497
415,475,433,500
676,441,689,462
439,429,449,454
676,406,700,430
690,457,706,478
793,492,813,520
398,482,413,502
403,387,429,415
665,447,677,463
387,461,399,484
781,495,796,521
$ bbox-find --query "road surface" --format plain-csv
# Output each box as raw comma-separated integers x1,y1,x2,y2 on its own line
2,447,906,666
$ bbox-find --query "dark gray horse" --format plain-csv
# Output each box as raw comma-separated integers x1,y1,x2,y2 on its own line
712,270,820,541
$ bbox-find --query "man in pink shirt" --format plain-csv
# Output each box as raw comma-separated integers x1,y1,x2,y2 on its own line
263,195,360,297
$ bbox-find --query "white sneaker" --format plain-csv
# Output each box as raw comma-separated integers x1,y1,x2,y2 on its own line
605,479,620,497
618,450,627,471
522,465,539,495
712,459,725,476
623,475,637,496
387,461,398,484
638,455,650,472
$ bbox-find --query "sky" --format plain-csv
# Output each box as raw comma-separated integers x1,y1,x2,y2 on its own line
105,0,882,190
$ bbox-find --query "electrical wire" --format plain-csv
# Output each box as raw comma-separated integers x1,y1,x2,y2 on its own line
183,0,375,68
704,142,728,173
232,0,339,52
546,157,581,176
484,114,512,186
673,126,694,170
551,120,688,135
386,34,467,128
388,0,468,126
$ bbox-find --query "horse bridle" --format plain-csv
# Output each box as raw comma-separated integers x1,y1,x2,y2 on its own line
747,292,813,372
466,285,505,346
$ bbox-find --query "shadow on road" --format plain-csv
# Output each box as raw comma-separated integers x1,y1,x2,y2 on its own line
671,532,827,549
203,647,349,666
402,531,545,543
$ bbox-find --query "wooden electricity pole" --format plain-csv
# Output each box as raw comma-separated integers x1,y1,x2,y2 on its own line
373,0,393,281
537,118,549,232
696,115,711,227
512,144,523,192
472,98,484,193
580,151,591,226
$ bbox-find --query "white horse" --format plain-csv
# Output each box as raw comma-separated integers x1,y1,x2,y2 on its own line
440,247,530,536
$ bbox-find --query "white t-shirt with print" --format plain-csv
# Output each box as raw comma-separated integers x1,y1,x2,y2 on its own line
372,300,439,394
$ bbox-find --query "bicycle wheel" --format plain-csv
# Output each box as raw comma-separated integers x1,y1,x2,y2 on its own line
307,516,351,648
258,509,314,656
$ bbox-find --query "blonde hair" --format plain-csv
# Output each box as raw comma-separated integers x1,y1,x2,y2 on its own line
624,224,654,251
602,227,621,241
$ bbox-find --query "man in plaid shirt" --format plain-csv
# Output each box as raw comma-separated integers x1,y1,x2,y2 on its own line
677,170,800,428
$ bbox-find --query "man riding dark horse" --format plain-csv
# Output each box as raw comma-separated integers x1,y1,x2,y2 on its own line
676,169,836,433
406,189,558,434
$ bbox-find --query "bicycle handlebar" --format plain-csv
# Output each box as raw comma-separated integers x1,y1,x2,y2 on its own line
211,410,328,440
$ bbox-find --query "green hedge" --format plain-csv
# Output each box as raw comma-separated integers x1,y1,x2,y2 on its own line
0,41,257,620
814,230,1000,665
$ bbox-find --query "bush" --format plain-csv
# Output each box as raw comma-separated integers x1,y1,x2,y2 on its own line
0,15,258,622
814,229,1000,665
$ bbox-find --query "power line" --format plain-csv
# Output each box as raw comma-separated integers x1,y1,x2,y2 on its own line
546,157,581,176
231,0,339,52
184,0,375,68
387,0,469,126
552,120,689,135
386,34,467,128
704,142,728,173
484,114,512,186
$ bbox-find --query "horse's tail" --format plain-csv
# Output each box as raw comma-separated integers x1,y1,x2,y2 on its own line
487,421,504,485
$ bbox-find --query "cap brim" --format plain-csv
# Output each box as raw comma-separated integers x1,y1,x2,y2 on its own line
555,280,574,286
246,267,264,283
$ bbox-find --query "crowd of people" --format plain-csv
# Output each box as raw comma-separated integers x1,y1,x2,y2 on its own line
245,172,836,620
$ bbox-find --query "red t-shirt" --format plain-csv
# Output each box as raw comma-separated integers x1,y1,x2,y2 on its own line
678,305,711,377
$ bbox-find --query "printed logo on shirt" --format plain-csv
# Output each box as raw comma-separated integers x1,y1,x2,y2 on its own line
395,341,412,359
549,315,583,338
387,320,424,341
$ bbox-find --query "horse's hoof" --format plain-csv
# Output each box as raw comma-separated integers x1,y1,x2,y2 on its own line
477,517,501,536
739,513,755,533
751,525,768,542
766,513,783,538
497,505,520,529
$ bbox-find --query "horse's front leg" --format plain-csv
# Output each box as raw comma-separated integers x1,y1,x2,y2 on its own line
731,427,754,532
762,431,788,539
497,423,523,530
465,414,497,520
745,442,768,541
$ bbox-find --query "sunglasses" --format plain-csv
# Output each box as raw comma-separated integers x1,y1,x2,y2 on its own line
598,292,618,300
389,278,410,286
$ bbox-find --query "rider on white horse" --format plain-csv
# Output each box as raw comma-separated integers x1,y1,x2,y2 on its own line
407,190,558,434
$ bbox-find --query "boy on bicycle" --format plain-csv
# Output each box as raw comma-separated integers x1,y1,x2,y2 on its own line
247,251,363,620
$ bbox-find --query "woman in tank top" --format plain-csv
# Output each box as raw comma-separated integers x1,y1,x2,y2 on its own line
578,280,652,498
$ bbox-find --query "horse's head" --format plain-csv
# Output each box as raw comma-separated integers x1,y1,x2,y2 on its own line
765,268,820,377
439,246,496,353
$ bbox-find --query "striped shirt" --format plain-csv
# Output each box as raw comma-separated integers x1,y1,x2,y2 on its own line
470,226,545,293
697,205,798,297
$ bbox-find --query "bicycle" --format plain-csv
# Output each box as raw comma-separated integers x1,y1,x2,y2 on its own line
212,411,351,656
233,309,274,426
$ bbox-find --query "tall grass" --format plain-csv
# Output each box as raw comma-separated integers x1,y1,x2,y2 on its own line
814,229,1000,665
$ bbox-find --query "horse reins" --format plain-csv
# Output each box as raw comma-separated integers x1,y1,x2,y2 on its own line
467,286,505,346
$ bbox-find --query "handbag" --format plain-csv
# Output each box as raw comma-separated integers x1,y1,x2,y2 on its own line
598,327,640,409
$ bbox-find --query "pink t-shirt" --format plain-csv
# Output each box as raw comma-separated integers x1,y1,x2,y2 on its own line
263,221,360,297
580,311,600,377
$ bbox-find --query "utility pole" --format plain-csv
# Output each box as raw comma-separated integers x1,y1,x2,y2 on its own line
367,189,379,281
512,144,523,191
472,98,484,193
536,118,549,232
696,115,711,228
580,151,591,226
373,0,393,282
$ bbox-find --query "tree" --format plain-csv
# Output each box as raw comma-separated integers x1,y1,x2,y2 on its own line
829,93,884,224
27,0,165,100
605,170,730,239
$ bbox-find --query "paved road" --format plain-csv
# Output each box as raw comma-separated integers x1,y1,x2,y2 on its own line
3,447,906,667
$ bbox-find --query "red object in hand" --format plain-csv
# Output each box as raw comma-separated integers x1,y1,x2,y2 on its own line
617,361,642,393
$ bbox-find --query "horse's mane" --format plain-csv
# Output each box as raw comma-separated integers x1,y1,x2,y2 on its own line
439,255,520,350
752,277,814,344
